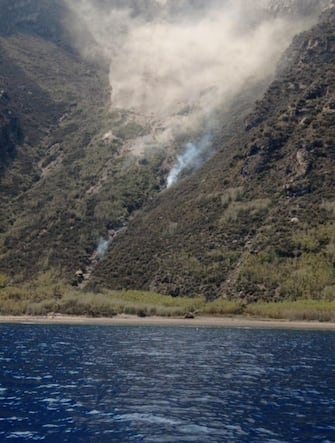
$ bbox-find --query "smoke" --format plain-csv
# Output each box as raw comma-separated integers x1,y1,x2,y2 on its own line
96,237,110,258
66,0,319,113
167,133,211,187
65,0,322,181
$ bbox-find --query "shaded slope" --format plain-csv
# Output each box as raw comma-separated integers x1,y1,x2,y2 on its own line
0,1,109,277
93,8,335,301
0,0,72,48
0,1,172,282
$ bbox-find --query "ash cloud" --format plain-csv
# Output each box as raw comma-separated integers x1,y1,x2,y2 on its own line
65,0,324,180
67,1,318,114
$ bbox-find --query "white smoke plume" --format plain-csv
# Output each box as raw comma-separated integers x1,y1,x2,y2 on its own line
167,133,211,187
96,237,110,258
65,0,322,182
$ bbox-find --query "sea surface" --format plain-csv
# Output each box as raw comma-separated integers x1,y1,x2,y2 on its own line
0,324,334,442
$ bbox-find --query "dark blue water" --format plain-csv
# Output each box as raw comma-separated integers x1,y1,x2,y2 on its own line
0,325,334,442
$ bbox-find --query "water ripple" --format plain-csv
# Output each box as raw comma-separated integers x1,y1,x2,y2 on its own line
0,325,334,442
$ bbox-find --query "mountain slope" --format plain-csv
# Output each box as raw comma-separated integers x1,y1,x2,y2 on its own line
0,0,280,285
0,0,334,303
0,1,109,277
93,7,335,301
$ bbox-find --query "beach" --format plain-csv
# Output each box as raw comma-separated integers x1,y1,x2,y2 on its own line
1,314,335,330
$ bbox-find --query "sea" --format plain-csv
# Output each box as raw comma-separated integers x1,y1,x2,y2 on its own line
0,324,334,442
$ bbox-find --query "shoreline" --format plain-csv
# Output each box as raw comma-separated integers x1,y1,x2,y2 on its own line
0,314,335,330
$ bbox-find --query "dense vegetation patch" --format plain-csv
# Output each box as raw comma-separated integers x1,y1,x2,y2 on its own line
0,274,334,322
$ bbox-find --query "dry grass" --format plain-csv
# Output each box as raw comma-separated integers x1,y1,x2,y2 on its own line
221,198,271,222
245,300,335,322
0,281,205,317
0,276,334,322
201,299,243,315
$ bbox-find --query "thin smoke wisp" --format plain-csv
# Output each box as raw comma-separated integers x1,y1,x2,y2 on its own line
96,237,110,259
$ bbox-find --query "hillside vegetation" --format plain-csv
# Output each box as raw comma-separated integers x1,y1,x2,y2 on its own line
0,1,334,317
93,7,335,303
0,0,268,287
0,0,172,282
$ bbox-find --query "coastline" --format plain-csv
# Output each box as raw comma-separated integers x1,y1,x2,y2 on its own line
0,314,335,330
